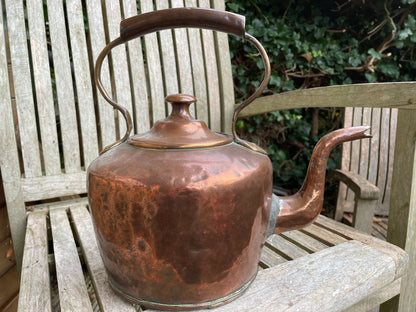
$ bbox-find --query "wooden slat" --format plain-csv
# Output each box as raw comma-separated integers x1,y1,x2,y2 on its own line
122,0,151,133
368,107,381,186
170,0,196,117
199,0,221,132
266,234,310,260
154,0,179,100
139,0,166,122
184,0,209,123
346,107,363,202
240,82,416,117
377,108,390,206
359,107,371,178
50,208,93,312
335,107,353,220
301,223,348,246
85,0,117,149
347,278,401,312
383,108,416,312
0,5,27,268
70,205,136,312
47,0,81,173
211,0,235,134
259,246,287,268
21,172,87,202
66,0,99,168
382,108,398,214
17,212,51,312
150,241,400,312
26,0,61,175
280,230,328,252
104,0,134,138
5,1,42,177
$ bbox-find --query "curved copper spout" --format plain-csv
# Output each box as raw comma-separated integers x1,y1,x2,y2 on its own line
274,126,371,234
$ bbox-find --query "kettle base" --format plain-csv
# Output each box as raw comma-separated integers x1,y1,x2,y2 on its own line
109,272,257,311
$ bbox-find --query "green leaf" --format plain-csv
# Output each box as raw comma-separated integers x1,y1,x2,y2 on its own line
236,120,245,129
365,72,378,83
368,48,382,60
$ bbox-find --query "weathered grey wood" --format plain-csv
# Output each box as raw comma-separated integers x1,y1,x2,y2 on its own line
184,0,209,123
21,172,87,202
66,0,99,168
123,0,151,133
377,108,390,210
17,212,51,312
199,0,221,132
345,278,401,312
266,234,310,259
329,169,379,233
70,205,136,312
50,208,93,312
5,0,42,177
105,0,134,137
301,223,348,246
381,108,416,312
47,0,81,173
85,0,117,149
315,215,408,278
259,246,287,268
170,0,195,117
26,0,61,176
279,231,328,252
212,0,235,134
140,0,167,122
0,5,26,269
148,241,403,312
241,82,416,117
155,0,179,98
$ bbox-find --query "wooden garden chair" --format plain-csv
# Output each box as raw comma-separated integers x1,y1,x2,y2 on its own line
0,0,413,311
333,106,397,233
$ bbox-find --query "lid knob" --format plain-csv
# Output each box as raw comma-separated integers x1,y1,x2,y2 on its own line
165,94,196,121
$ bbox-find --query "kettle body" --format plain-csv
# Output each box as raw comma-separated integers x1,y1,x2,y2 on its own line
88,141,273,309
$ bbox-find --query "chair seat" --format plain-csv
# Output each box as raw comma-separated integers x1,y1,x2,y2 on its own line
17,198,408,312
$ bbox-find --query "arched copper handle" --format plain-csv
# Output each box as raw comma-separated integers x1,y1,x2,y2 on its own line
95,7,270,154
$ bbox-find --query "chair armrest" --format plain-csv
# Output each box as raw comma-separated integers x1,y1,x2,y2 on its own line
328,169,379,199
328,169,380,233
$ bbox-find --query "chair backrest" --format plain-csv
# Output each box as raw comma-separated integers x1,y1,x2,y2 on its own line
336,107,397,217
0,0,235,266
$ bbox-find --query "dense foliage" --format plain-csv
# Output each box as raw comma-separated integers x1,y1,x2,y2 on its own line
226,0,416,203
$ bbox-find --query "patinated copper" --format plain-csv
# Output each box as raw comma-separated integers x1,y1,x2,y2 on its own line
90,7,372,311
88,96,273,309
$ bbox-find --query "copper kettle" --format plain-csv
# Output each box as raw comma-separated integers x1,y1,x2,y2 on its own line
89,7,370,311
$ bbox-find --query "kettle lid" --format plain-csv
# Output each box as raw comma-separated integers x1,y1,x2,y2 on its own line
128,94,232,149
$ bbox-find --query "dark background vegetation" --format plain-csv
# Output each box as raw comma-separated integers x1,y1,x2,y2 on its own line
226,0,416,213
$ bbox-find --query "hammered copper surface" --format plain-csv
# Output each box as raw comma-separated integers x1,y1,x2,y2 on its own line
88,142,273,307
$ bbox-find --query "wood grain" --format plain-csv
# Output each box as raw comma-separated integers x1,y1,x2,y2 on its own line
85,0,117,149
17,212,51,312
5,0,42,177
240,82,416,117
26,0,61,176
50,208,93,312
47,0,81,173
0,3,27,268
66,0,99,168
140,0,167,122
21,172,87,202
